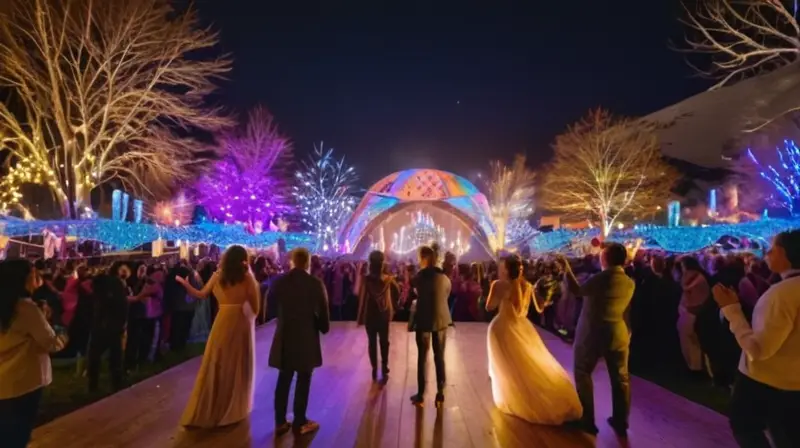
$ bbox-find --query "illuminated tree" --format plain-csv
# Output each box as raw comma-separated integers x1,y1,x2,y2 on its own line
543,109,677,237
680,0,800,90
485,155,536,249
747,139,800,215
0,0,230,218
293,143,357,251
195,107,294,225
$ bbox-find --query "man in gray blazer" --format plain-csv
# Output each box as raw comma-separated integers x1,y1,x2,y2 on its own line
409,245,452,407
561,243,634,437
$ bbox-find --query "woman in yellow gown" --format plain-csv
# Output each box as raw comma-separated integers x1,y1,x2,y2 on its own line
176,245,260,428
486,255,582,425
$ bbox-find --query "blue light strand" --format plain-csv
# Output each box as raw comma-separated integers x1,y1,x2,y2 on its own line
748,140,800,215
0,219,316,252
529,218,800,254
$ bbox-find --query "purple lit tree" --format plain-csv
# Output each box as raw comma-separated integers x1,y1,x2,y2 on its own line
196,107,294,225
748,140,800,216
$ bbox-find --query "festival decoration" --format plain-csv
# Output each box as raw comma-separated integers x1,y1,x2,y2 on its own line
339,169,498,255
0,219,316,252
388,210,471,256
42,228,61,259
293,143,357,252
485,155,536,249
529,218,800,254
748,140,800,215
134,200,144,223
196,107,295,225
152,238,164,257
121,193,130,222
504,217,538,247
112,190,123,221
0,222,8,260
708,189,717,216
149,192,194,226
668,201,681,227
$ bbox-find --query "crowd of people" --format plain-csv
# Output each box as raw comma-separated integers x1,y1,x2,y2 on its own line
0,230,798,447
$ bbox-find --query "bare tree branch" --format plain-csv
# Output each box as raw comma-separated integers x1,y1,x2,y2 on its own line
542,109,678,237
0,0,231,218
680,0,800,90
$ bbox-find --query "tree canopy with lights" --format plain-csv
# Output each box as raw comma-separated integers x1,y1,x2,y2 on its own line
293,143,357,251
195,107,294,225
543,109,677,237
485,154,536,248
0,0,230,218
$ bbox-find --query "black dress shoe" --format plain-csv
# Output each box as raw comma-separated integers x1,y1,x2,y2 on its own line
563,419,599,435
606,417,628,437
409,394,424,406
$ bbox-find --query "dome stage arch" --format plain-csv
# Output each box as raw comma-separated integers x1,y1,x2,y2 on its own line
339,169,498,258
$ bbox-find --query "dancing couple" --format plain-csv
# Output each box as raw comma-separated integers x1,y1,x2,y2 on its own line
177,246,330,437
486,244,633,436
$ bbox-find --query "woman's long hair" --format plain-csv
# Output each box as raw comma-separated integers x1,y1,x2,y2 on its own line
680,256,710,282
503,255,529,316
220,245,249,287
368,251,384,278
0,259,35,332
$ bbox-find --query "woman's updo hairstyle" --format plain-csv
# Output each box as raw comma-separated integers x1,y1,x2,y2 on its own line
504,254,523,280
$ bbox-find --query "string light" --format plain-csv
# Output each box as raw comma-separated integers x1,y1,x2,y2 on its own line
747,140,800,215
195,108,294,225
0,219,316,251
530,218,800,254
292,142,357,252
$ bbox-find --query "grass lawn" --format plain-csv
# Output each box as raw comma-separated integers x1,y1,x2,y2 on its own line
37,342,206,426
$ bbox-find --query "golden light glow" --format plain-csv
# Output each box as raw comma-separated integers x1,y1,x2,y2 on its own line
0,0,232,217
542,109,678,237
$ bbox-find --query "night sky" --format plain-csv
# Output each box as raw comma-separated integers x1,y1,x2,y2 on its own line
195,0,712,187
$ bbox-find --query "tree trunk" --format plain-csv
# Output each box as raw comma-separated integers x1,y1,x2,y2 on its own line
601,217,611,238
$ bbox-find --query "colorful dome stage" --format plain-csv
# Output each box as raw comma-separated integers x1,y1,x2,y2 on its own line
338,169,498,257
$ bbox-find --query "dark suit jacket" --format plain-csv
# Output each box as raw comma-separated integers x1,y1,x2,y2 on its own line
91,274,128,332
412,267,452,332
267,268,331,372
566,266,634,354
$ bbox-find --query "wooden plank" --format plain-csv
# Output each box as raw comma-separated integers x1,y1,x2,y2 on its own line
30,322,736,448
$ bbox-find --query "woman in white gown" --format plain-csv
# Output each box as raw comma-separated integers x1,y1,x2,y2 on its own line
486,255,582,425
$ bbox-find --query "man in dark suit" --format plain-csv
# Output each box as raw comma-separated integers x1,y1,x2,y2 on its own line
87,261,130,392
409,245,452,407
267,248,331,436
561,243,634,437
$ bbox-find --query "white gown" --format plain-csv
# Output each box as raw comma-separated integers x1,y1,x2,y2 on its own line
487,279,582,424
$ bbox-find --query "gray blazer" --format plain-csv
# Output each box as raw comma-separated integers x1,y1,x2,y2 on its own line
566,266,634,353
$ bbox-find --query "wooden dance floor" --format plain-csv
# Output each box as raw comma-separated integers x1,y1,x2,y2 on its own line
31,322,735,448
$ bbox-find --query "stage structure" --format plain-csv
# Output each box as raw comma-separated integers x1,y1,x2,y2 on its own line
339,169,498,257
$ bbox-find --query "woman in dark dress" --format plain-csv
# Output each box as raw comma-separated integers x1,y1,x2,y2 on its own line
356,251,399,382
